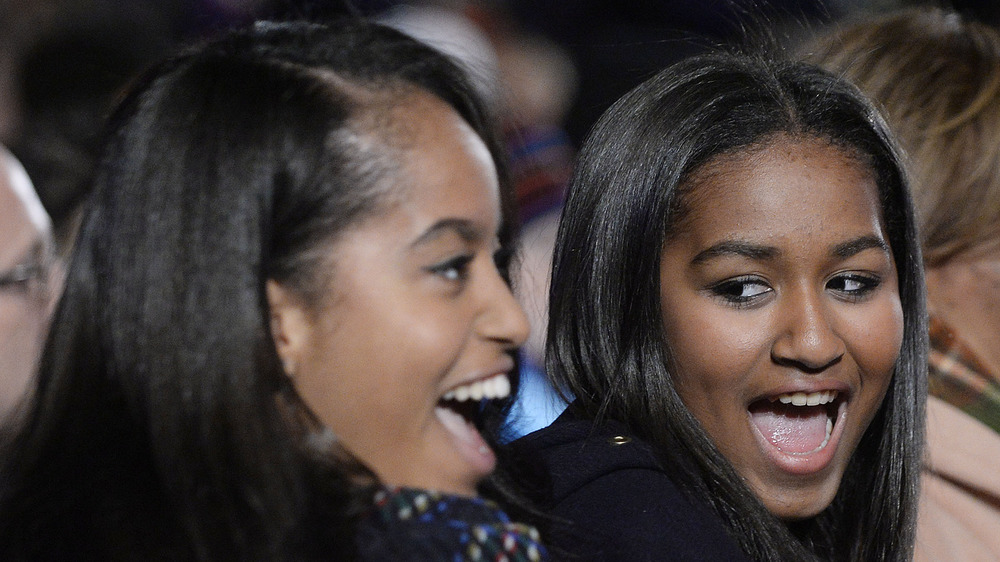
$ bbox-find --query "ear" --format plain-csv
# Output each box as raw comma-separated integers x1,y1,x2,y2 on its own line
266,279,310,375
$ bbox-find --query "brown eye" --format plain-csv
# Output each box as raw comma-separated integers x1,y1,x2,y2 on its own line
428,255,473,283
710,276,772,307
827,273,880,301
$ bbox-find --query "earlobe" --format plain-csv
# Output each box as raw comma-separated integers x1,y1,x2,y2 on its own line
266,279,308,376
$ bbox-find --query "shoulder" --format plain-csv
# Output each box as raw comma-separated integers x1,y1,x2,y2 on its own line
512,410,748,561
514,408,664,504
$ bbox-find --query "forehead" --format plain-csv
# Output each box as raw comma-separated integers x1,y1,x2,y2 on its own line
0,155,50,267
674,135,883,241
372,90,500,218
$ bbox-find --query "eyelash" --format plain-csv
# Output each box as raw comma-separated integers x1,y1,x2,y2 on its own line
708,272,882,308
827,273,881,301
709,276,772,308
428,254,474,283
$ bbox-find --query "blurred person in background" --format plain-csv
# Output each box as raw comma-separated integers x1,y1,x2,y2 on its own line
6,0,175,255
0,146,56,421
805,7,1000,560
0,0,55,144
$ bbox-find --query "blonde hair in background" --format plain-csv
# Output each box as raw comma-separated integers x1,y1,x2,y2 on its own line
804,7,1000,266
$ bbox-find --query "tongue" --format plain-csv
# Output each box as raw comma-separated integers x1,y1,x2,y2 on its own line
434,406,496,474
750,402,829,454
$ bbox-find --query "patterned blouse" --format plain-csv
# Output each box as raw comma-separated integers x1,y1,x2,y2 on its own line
356,487,547,561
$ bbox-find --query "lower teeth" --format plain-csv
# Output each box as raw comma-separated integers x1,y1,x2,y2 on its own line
781,417,834,455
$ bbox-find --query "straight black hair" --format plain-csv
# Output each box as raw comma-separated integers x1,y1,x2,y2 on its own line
547,53,926,561
0,19,515,560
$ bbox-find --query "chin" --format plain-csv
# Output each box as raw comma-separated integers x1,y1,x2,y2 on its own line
762,486,840,521
396,470,482,497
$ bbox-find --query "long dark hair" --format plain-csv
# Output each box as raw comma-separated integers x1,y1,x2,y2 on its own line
0,19,513,560
546,53,926,561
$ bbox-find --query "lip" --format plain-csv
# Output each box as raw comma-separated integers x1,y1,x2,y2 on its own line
440,355,516,397
747,381,852,476
431,355,516,488
749,379,851,404
434,402,497,482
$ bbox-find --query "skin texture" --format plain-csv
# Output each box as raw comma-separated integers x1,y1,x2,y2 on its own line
268,90,530,497
659,134,903,519
0,149,52,419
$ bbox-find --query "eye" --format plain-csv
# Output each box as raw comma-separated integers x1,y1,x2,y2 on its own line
428,254,474,283
708,276,772,308
827,273,881,301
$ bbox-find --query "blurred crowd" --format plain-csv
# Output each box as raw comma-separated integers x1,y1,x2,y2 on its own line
1,0,996,256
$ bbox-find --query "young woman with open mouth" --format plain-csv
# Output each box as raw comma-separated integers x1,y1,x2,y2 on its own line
0,19,546,561
512,53,926,561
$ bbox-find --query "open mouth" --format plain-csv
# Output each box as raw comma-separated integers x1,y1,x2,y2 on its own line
438,373,512,427
748,390,842,455
432,373,511,478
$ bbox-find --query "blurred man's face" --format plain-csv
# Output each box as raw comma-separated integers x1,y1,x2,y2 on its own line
0,150,53,418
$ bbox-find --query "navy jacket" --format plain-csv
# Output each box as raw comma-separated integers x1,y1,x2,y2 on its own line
512,407,749,561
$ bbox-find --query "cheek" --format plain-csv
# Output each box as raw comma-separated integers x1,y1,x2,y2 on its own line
0,301,44,359
661,300,764,407
308,302,472,418
846,295,904,388
0,303,42,399
298,323,433,456
379,302,475,389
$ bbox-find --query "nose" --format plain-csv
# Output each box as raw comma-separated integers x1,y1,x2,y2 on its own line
479,265,531,349
770,286,845,372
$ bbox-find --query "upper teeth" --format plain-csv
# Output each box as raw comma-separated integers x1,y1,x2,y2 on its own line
442,373,511,402
773,390,838,406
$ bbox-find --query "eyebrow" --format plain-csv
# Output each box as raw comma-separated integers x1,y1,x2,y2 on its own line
691,241,779,264
690,235,890,265
832,235,890,258
410,218,484,248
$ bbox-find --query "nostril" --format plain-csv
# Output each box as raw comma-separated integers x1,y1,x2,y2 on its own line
771,351,843,373
770,336,845,372
770,305,845,372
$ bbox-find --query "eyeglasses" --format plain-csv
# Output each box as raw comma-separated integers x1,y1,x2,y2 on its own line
0,261,50,298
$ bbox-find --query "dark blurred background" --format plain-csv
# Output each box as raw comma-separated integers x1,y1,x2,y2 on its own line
1,0,997,251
